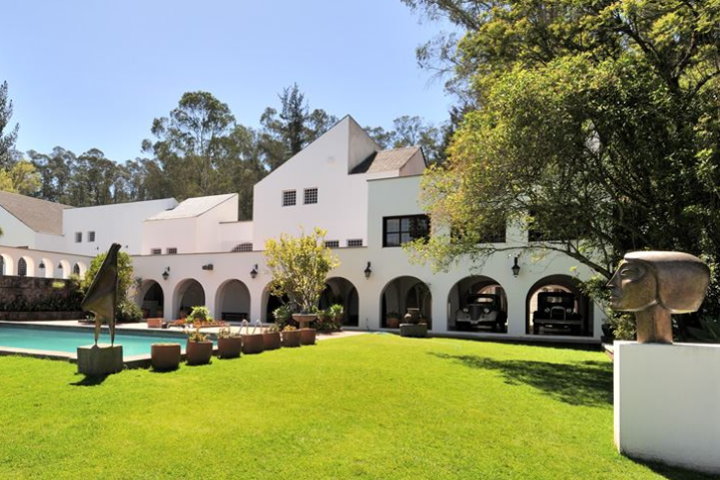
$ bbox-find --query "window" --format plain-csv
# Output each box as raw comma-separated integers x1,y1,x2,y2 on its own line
17,258,27,277
166,248,177,255
304,187,318,204
383,215,430,247
75,232,82,243
324,240,339,248
232,243,253,252
347,239,363,247
151,248,162,255
88,231,95,242
73,263,80,276
282,190,296,206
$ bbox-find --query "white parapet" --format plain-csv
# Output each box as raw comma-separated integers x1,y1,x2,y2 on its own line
614,341,720,475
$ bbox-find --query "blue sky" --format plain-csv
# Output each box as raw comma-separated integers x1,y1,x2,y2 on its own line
2,0,454,162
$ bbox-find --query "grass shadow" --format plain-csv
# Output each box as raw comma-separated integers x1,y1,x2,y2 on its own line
70,374,109,386
431,353,612,407
632,457,719,480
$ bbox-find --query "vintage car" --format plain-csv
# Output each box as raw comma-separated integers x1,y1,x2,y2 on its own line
532,291,584,335
455,293,507,332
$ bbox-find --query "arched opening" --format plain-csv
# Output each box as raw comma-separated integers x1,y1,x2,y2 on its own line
140,280,165,318
38,258,53,278
173,279,206,319
17,258,28,277
526,275,592,336
447,275,507,332
72,263,81,276
319,277,359,326
215,279,251,322
0,254,10,275
57,260,70,279
380,276,432,329
262,283,288,323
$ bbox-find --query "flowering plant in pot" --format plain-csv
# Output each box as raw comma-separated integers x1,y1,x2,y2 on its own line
263,323,282,350
216,327,242,359
241,319,264,355
185,327,213,365
264,228,339,345
186,306,211,328
281,325,301,348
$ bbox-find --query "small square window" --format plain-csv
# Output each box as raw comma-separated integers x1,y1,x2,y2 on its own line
282,190,296,206
166,248,177,255
304,188,318,205
75,232,82,243
151,248,162,255
324,240,339,248
347,239,363,247
88,231,95,242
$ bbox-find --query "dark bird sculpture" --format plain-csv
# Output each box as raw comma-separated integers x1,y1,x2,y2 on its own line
81,243,120,345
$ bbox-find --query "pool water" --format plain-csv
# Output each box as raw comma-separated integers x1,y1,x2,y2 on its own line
0,326,191,357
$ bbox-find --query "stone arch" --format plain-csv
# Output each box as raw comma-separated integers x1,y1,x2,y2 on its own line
261,282,287,323
173,279,206,319
72,263,81,276
380,276,432,329
447,275,508,332
0,253,13,275
38,257,53,278
320,276,359,327
139,280,165,318
526,274,592,336
57,260,71,279
214,279,251,322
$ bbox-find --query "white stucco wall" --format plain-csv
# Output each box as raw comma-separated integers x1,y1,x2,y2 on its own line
614,341,720,475
218,221,254,252
143,217,196,255
0,208,37,248
0,245,92,279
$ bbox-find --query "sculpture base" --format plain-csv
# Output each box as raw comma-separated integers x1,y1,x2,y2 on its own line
614,341,720,475
77,344,123,376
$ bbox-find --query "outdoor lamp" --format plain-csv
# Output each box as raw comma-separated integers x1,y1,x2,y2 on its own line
511,256,521,277
202,263,214,271
250,264,258,279
57,263,63,269
162,267,170,281
364,261,372,279
39,262,45,269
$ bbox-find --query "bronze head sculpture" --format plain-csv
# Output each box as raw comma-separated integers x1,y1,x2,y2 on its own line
607,251,710,343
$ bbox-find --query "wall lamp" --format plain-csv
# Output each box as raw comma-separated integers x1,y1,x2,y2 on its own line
364,261,372,279
162,267,170,281
511,256,521,277
202,263,214,271
250,264,258,279
39,262,46,269
57,263,63,269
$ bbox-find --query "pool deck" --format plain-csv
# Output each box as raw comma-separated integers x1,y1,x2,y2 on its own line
0,320,367,368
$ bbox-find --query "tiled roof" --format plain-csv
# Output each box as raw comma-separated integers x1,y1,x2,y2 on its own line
146,193,236,220
0,191,71,234
350,147,420,174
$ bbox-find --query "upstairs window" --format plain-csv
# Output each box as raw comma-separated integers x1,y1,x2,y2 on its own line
166,248,177,255
151,248,162,255
88,231,95,242
304,188,318,205
383,215,430,247
324,240,339,248
347,239,363,247
75,232,82,243
232,243,253,252
282,190,296,207
17,258,27,277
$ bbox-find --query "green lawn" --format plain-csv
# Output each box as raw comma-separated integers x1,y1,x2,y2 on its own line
0,334,709,479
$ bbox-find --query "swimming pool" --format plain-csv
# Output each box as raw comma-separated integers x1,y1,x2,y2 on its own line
0,325,191,358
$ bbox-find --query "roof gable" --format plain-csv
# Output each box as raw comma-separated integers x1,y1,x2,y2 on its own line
145,193,237,221
0,191,71,234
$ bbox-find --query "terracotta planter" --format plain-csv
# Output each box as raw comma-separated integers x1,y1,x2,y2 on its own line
263,331,282,350
242,334,265,354
282,329,302,348
151,343,182,371
217,336,242,359
386,317,400,328
186,340,213,365
299,328,316,345
292,313,316,329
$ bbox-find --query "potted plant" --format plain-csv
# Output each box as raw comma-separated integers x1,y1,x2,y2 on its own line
273,305,292,330
216,327,242,359
186,305,211,328
386,312,400,329
328,304,344,331
150,342,181,371
264,228,339,346
263,323,282,350
241,319,264,354
282,325,301,348
400,310,428,338
186,327,213,365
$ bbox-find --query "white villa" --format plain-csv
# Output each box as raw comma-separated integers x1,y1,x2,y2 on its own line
0,116,604,341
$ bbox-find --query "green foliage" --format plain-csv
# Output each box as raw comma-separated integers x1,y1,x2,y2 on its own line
186,305,212,325
186,327,209,343
80,250,134,302
0,81,18,169
116,300,143,323
272,305,292,323
217,327,240,339
0,160,41,195
406,0,720,316
264,228,339,313
687,316,720,343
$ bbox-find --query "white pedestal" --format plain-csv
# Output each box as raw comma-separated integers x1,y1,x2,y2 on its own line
614,341,720,474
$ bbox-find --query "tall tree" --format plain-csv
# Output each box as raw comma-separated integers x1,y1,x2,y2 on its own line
0,161,41,195
405,1,720,313
0,81,19,169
